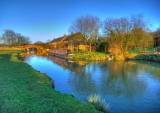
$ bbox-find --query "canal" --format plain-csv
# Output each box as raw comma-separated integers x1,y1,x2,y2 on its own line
24,55,160,113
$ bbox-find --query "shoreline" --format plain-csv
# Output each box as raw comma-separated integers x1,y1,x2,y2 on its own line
126,54,160,63
0,50,101,113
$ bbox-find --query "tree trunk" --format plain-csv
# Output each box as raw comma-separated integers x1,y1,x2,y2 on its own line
71,40,73,52
89,43,91,52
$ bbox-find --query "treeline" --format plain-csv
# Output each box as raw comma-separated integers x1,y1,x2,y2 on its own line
34,41,52,49
69,14,159,59
0,14,159,59
0,29,31,47
154,28,160,47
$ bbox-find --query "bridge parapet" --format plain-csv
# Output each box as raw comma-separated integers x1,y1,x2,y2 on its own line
23,45,43,50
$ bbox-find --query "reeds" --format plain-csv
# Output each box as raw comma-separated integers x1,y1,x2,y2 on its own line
87,94,110,113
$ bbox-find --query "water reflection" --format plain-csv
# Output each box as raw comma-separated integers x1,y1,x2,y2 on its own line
25,55,160,113
68,65,97,96
21,50,47,56
48,55,89,74
67,61,148,100
99,61,146,97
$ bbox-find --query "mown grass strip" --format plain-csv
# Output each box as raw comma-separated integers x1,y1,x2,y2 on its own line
0,50,101,113
73,51,109,61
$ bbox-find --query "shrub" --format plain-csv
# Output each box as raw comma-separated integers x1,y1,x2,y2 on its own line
135,54,160,63
87,94,110,113
114,54,125,60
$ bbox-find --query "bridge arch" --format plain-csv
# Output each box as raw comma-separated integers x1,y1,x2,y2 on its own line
23,45,43,51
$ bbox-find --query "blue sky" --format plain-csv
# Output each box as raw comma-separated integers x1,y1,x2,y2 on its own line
0,0,160,43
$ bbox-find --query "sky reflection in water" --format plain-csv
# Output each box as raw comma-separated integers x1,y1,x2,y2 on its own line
24,55,160,113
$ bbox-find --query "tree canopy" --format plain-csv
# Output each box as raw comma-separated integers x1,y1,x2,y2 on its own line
1,29,31,46
69,15,101,51
103,14,154,58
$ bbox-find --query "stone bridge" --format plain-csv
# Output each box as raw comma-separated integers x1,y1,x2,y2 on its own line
23,45,43,51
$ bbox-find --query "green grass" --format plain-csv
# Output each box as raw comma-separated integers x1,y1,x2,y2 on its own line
73,51,109,61
0,50,101,113
129,48,157,54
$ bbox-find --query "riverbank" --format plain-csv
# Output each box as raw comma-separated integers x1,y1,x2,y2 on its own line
73,51,109,61
133,54,160,63
125,48,160,63
0,47,23,50
0,50,101,113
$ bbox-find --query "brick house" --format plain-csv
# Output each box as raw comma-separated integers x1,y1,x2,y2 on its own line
50,32,96,51
50,34,68,49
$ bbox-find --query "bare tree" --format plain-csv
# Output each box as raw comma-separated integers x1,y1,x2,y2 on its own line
103,14,154,59
16,34,31,45
69,15,101,51
1,29,31,46
131,28,153,49
2,30,16,46
34,41,44,45
104,17,133,57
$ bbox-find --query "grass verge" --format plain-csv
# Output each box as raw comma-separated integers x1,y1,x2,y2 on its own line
0,50,101,113
73,51,109,61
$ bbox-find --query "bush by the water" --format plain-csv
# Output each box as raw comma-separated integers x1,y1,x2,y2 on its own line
87,94,110,113
135,54,160,63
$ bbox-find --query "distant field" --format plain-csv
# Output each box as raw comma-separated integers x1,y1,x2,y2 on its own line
0,48,23,50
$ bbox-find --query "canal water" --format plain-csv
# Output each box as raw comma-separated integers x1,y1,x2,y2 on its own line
24,55,160,113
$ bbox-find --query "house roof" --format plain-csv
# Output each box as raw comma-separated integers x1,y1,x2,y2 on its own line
50,32,85,43
64,32,85,41
50,35,68,43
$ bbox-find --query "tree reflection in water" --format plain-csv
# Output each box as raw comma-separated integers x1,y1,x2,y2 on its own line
98,61,147,98
49,56,97,95
25,55,160,113
49,56,160,101
67,61,148,99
